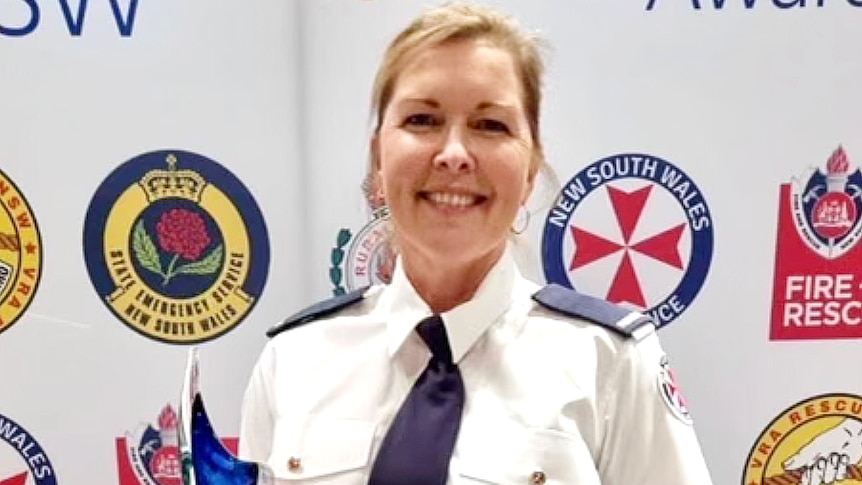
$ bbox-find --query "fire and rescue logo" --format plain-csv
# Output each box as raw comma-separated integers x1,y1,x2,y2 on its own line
770,145,862,340
115,404,240,485
541,153,714,328
329,207,394,295
0,167,41,336
83,150,270,344
0,413,57,485
742,394,862,485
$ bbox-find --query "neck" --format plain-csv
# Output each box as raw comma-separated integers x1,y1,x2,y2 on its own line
400,244,505,314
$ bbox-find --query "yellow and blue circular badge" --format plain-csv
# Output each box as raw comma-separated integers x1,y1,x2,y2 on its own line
0,167,42,336
83,150,270,344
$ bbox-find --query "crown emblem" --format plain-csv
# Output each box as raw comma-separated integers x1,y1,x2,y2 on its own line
139,154,207,202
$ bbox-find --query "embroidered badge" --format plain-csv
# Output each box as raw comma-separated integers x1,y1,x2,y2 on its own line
657,355,692,425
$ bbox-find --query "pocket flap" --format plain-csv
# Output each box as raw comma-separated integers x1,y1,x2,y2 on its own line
269,416,376,480
458,421,599,485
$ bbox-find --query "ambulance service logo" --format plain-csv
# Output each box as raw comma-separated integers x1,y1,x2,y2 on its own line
116,404,238,485
0,413,57,485
770,145,862,340
542,153,713,328
330,207,394,295
742,394,862,485
83,150,270,344
0,167,41,336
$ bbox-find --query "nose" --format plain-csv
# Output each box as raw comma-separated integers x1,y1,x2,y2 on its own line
433,127,475,173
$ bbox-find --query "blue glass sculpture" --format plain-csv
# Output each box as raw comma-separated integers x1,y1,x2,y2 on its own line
179,348,274,485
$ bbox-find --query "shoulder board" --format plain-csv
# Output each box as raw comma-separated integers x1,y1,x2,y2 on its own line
532,283,653,338
266,286,370,338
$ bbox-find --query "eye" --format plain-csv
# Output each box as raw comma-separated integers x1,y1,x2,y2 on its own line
403,114,439,127
474,118,510,133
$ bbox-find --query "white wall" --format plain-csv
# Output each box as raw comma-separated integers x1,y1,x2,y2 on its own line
1,1,860,484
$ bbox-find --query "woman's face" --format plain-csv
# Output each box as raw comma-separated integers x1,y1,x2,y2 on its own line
375,38,535,271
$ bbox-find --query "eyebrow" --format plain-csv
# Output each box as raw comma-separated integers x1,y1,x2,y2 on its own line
396,98,518,112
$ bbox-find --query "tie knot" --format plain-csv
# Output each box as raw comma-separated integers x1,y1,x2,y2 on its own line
416,315,453,364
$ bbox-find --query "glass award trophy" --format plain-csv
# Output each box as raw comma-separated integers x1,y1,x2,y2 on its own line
178,348,274,485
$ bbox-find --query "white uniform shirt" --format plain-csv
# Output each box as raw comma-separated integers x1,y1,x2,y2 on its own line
239,250,714,484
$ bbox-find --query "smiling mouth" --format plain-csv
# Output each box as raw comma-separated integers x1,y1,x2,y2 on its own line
420,191,487,208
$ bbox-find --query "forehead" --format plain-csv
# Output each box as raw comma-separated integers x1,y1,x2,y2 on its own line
390,38,524,106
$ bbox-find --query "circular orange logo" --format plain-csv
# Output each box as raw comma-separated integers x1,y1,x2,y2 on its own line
743,394,862,485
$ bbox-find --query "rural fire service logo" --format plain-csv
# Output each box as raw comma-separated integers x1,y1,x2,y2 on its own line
743,394,862,485
542,153,714,328
770,145,862,340
83,150,270,344
330,207,394,295
116,404,238,485
0,413,57,485
0,167,41,336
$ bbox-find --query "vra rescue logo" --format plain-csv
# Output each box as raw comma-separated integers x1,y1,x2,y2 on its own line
742,394,862,485
83,150,270,344
770,145,862,340
0,413,57,485
542,153,713,328
0,166,41,336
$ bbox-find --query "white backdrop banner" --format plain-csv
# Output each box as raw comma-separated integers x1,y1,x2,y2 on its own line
1,1,861,485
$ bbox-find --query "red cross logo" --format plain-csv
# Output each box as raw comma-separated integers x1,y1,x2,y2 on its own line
569,185,686,308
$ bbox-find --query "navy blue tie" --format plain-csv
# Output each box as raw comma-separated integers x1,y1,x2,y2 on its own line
368,315,465,485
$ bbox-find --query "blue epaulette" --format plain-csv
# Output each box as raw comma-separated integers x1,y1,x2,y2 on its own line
266,286,370,338
532,283,653,338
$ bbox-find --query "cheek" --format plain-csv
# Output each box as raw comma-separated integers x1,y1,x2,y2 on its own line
379,134,429,178
490,147,532,190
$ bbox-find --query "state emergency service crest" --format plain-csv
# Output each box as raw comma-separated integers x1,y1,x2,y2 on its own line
0,413,57,485
743,394,862,485
541,153,713,328
83,150,270,344
330,207,394,295
770,145,862,340
0,167,41,336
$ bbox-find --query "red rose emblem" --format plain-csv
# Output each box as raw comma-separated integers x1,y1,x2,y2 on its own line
156,209,211,261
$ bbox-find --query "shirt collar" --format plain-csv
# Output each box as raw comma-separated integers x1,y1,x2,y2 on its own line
374,246,520,364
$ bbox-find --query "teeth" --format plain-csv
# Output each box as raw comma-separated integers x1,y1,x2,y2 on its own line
428,192,477,208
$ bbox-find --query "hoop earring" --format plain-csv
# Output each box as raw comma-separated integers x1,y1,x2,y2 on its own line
510,206,530,235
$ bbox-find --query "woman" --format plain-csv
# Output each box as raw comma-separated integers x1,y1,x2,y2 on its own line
239,3,714,484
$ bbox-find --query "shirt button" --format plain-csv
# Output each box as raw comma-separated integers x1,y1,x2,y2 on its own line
287,456,302,473
530,470,546,485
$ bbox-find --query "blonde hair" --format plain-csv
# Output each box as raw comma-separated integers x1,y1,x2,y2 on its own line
365,2,547,202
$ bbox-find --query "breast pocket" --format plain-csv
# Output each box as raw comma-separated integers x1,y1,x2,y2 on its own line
267,415,376,483
457,421,601,485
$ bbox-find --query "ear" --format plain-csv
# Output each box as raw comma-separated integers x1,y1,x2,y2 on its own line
370,133,381,171
369,133,386,204
521,163,538,206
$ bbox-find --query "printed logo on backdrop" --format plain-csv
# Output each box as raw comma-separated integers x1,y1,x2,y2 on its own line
116,404,238,485
645,0,862,11
742,394,862,485
83,150,270,344
330,207,394,295
0,166,42,337
770,145,862,340
0,413,57,485
0,0,140,37
541,153,713,328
